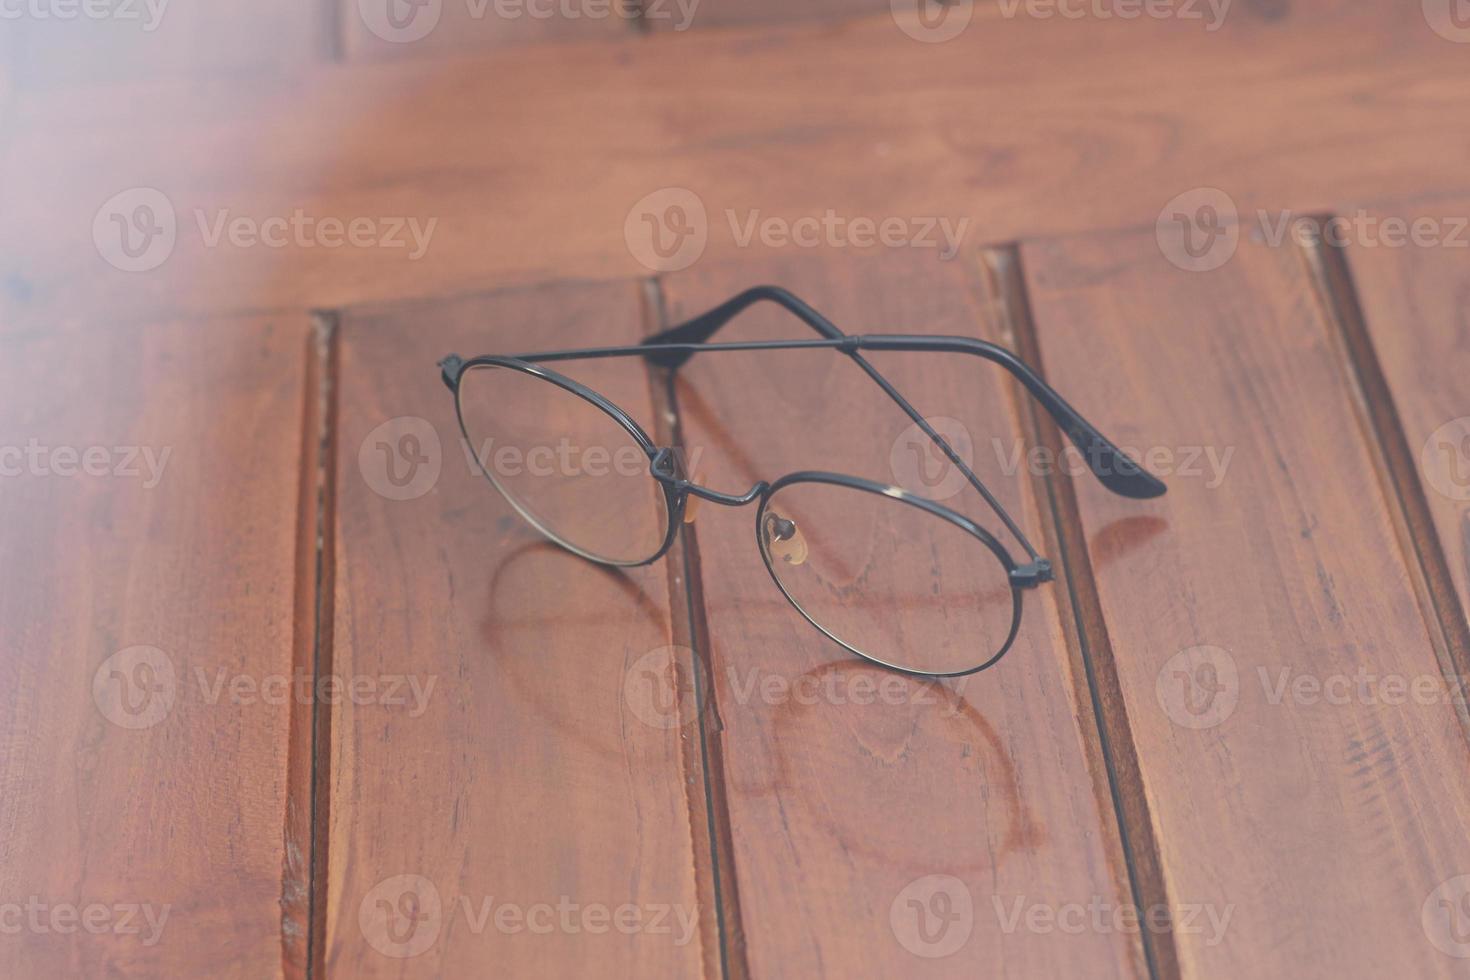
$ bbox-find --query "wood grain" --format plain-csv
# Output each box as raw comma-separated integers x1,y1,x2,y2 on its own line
1019,225,1470,978
655,250,1145,978
2,2,1468,323
339,0,636,62
0,315,319,978
324,278,709,976
1335,203,1470,644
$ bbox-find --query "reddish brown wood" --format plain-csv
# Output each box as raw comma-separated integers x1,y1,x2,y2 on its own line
656,250,1145,978
339,0,636,61
324,279,708,976
0,314,319,978
1020,225,1470,978
2,3,1468,324
1335,205,1470,653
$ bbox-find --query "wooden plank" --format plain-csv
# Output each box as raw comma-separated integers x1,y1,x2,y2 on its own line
1334,201,1470,643
0,314,319,978
1019,225,1470,978
4,1,332,89
324,278,709,976
656,250,1145,978
340,0,635,62
1,3,1467,323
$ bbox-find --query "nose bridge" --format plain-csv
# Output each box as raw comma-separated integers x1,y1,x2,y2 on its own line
684,480,769,508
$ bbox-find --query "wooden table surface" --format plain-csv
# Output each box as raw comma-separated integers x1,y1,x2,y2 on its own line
4,2,1470,977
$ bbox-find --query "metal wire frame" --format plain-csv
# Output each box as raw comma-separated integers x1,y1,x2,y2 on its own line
437,286,1165,676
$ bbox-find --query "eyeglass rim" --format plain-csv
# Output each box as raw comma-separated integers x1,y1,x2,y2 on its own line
451,356,685,567
449,357,1025,675
754,470,1024,679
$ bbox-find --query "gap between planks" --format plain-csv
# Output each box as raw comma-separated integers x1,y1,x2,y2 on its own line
283,310,340,980
1295,218,1470,742
639,277,750,980
975,244,1179,980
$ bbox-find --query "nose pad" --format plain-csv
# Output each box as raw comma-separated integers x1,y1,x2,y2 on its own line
762,510,808,566
682,492,701,524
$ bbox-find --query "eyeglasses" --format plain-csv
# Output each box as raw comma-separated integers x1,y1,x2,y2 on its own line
437,286,1164,677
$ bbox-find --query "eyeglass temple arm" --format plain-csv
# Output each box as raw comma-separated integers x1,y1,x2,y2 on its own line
642,286,1166,501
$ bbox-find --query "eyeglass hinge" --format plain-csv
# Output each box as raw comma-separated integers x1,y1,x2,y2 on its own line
438,354,465,391
1010,559,1054,589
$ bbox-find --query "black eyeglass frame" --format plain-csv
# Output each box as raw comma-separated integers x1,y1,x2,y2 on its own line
438,285,1165,677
